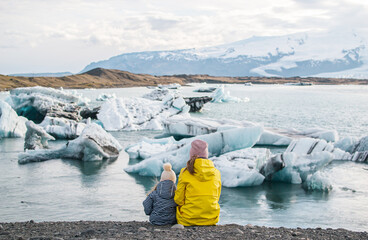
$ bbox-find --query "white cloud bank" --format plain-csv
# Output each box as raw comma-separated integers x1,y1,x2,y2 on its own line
0,0,367,74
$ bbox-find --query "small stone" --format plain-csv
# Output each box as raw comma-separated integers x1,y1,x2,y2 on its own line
0,224,3,230
291,231,302,236
138,227,148,231
81,229,96,235
29,220,35,224
154,229,161,232
171,224,184,230
245,224,253,228
235,228,244,234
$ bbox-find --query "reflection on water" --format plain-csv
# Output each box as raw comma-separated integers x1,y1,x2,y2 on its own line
62,158,116,176
127,173,159,193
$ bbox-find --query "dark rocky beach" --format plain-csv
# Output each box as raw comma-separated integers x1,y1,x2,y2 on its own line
0,221,367,240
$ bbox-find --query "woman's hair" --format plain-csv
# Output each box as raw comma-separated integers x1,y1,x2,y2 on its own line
184,154,198,175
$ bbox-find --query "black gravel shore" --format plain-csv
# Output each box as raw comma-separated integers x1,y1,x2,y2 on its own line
0,221,367,240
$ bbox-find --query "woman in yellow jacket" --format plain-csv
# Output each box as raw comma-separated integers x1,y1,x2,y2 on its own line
174,139,221,226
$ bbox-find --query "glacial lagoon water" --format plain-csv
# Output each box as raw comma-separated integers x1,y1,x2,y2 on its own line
0,84,368,231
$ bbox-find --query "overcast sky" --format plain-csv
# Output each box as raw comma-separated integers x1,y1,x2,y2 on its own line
1,0,367,74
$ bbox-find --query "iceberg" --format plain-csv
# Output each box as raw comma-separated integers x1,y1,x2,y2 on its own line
142,89,211,112
334,136,368,163
125,136,177,159
211,85,249,103
39,116,86,139
7,86,89,123
334,136,358,153
351,136,368,153
124,126,263,177
351,151,368,162
285,138,351,160
163,115,340,146
211,148,270,187
97,95,190,131
24,121,55,150
0,100,27,138
259,154,286,180
18,123,122,164
296,128,339,142
271,152,334,184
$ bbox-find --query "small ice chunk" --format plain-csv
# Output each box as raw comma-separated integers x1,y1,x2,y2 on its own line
303,172,333,192
96,93,116,101
24,121,55,150
211,85,249,103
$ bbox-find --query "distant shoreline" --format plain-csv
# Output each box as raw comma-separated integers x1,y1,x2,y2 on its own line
1,68,367,91
0,221,367,240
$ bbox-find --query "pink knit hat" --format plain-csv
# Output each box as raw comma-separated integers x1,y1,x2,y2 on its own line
190,139,208,159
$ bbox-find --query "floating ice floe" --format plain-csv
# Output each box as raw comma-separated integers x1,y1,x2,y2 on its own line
285,138,351,160
143,89,212,112
158,83,181,89
284,82,313,86
39,116,86,139
24,121,55,150
124,126,263,177
349,136,368,163
142,89,179,101
163,115,339,146
96,93,116,101
0,100,27,138
334,137,359,153
184,97,212,112
18,123,122,164
211,85,249,103
7,86,90,123
193,87,217,92
97,95,190,131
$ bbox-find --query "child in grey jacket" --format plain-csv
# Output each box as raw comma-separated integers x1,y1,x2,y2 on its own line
143,163,177,225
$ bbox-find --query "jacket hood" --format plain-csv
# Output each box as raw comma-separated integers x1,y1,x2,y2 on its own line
156,180,176,199
193,158,216,182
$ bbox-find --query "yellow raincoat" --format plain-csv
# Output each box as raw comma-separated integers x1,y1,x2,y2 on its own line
174,158,221,226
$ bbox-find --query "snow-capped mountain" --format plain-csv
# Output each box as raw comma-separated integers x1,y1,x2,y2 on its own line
81,30,368,78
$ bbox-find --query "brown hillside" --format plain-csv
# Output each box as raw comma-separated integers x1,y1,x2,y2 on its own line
0,68,367,91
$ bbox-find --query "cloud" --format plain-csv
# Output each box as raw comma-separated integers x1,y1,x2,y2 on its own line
148,17,179,31
0,0,367,74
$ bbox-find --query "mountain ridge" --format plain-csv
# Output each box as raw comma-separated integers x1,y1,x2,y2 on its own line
81,31,368,79
1,68,367,91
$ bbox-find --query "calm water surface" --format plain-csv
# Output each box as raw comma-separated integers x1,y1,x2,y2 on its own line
0,85,367,231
